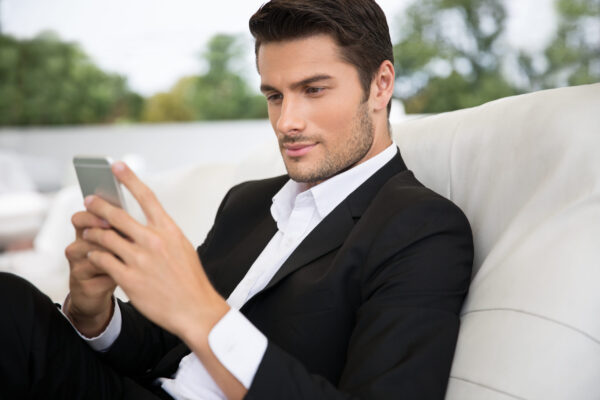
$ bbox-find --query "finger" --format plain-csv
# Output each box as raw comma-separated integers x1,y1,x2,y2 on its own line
84,195,148,243
65,239,107,261
72,211,110,238
83,227,136,264
72,273,116,303
74,258,113,281
87,250,127,284
66,242,114,281
111,162,168,225
66,241,118,281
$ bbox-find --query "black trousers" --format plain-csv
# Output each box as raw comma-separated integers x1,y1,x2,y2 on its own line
0,272,172,400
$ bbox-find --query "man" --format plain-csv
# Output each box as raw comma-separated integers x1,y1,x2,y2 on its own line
0,0,473,399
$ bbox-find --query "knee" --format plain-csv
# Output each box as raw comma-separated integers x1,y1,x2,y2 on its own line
0,272,59,336
0,272,46,306
0,271,32,291
0,271,29,284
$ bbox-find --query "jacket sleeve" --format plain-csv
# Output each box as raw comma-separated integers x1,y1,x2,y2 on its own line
98,300,182,379
246,198,473,399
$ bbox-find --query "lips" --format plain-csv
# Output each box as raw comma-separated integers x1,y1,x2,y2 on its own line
284,143,316,157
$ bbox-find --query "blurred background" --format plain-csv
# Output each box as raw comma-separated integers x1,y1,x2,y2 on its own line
0,0,598,297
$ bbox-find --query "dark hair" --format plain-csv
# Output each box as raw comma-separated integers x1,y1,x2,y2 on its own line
249,0,394,114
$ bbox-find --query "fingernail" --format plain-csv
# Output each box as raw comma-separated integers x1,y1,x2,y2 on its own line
100,219,111,228
113,162,125,172
84,195,94,206
82,229,89,239
87,251,92,259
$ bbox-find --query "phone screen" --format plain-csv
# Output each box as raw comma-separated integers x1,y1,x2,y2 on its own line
73,156,126,209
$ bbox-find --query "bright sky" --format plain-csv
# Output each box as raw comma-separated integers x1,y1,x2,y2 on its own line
1,0,556,96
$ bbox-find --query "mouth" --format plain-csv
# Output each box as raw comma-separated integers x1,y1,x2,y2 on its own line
283,143,317,158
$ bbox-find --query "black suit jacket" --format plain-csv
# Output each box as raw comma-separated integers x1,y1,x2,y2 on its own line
101,149,474,399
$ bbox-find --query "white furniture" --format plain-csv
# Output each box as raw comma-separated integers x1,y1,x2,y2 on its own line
0,192,49,248
396,83,600,399
5,83,599,399
0,152,48,248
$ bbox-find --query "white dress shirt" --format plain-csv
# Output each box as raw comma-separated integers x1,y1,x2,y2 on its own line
63,143,397,399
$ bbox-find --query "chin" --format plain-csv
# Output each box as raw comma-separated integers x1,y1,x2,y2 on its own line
285,169,309,183
285,166,313,183
286,166,330,185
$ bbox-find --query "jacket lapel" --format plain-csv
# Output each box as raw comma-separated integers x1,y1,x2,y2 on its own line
204,175,287,299
217,214,277,298
263,199,355,292
260,148,407,293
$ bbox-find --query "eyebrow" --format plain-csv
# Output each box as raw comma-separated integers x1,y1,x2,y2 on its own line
260,74,333,93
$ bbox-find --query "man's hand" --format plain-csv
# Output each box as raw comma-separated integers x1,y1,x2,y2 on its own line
78,162,248,399
65,211,117,337
81,162,229,345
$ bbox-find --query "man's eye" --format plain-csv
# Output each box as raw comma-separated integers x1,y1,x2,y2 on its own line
267,93,283,102
306,87,324,95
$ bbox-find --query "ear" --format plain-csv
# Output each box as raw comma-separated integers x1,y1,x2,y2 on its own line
369,60,395,113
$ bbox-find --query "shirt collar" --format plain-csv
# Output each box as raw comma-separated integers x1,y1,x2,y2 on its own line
270,179,304,229
271,142,397,224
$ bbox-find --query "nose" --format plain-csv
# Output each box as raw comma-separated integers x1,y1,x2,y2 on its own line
276,97,306,135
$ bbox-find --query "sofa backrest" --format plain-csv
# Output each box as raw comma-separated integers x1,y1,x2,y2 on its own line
395,83,600,399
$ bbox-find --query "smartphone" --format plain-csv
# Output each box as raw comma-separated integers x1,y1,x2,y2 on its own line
73,156,126,210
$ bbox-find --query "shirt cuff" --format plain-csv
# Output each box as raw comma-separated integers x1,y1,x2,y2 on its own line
60,295,122,352
208,308,268,389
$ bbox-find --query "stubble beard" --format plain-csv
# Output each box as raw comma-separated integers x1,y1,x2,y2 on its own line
282,101,375,185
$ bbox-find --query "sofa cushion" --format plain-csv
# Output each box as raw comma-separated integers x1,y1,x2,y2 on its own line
395,83,600,399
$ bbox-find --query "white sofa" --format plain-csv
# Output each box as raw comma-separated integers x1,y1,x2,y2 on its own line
4,83,599,399
396,83,600,399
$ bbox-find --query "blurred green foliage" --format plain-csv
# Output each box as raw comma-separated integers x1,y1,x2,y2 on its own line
0,32,266,126
0,31,143,125
142,34,267,122
394,0,599,113
526,0,600,88
0,0,597,125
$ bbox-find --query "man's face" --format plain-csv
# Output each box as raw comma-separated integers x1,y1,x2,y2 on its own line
258,35,376,185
